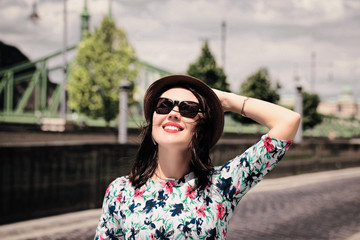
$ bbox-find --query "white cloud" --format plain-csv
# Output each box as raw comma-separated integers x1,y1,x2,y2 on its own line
1,0,359,100
292,0,345,21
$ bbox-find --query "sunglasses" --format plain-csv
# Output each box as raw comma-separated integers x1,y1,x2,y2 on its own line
155,97,203,118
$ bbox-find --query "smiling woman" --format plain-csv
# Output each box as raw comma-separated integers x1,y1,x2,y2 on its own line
94,74,300,240
152,88,200,150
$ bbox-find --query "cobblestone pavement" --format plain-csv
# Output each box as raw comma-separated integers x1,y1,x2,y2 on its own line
1,168,359,240
227,168,360,240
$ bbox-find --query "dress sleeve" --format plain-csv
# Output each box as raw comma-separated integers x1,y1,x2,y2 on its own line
94,178,125,240
213,134,292,206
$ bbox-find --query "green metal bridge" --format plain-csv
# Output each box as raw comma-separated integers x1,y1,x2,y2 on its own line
1,43,359,137
0,0,176,129
0,45,172,128
1,46,360,138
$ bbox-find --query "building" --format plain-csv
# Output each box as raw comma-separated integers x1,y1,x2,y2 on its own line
280,87,360,119
318,87,359,119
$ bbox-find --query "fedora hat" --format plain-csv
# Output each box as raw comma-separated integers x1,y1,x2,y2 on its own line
143,74,224,147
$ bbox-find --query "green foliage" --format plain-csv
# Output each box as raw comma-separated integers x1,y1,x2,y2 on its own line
232,67,280,124
187,41,229,92
240,68,280,103
67,16,138,124
302,91,323,130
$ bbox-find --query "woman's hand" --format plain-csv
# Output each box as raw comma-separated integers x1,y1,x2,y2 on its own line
212,88,301,141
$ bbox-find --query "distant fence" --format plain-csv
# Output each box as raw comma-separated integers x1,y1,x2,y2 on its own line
1,139,360,224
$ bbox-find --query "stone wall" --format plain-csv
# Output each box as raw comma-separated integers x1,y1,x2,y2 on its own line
0,144,138,224
1,139,359,224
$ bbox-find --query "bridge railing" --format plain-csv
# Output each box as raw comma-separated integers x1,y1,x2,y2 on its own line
0,46,173,127
0,46,77,124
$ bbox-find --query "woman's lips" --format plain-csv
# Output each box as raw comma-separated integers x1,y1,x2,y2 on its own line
162,122,184,133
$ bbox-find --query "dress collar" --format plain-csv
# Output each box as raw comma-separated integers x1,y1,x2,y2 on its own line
148,171,195,187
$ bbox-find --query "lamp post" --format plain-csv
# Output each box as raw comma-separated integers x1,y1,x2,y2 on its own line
108,0,113,19
294,85,303,144
293,64,303,144
29,0,39,22
221,21,226,71
30,0,68,121
118,79,131,144
60,0,68,121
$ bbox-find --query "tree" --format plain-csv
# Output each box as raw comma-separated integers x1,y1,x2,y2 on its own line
187,41,229,92
302,91,322,130
232,67,281,124
67,16,138,124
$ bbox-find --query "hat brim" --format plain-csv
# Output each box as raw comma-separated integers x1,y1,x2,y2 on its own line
143,74,224,147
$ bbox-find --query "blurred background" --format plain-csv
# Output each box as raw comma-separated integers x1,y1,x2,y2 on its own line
0,0,359,239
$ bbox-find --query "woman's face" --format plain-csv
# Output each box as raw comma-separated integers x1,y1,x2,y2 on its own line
152,88,200,150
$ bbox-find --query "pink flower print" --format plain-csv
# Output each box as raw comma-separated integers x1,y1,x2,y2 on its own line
115,192,123,202
285,141,292,150
150,233,156,240
99,233,106,240
265,162,270,169
196,206,206,218
216,203,225,220
205,181,211,190
134,187,145,198
264,135,275,152
161,181,176,194
222,228,227,238
105,184,111,196
235,181,241,195
186,185,196,199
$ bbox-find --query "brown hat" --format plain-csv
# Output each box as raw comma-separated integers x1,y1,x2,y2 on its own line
143,74,224,147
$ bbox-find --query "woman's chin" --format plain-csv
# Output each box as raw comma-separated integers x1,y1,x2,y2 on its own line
157,139,190,150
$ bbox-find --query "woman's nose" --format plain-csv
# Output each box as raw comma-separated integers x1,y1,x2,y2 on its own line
168,106,181,119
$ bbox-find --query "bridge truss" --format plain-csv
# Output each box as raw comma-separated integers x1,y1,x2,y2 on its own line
0,46,173,127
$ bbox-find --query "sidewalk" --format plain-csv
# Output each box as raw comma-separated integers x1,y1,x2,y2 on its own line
1,167,360,240
0,209,100,240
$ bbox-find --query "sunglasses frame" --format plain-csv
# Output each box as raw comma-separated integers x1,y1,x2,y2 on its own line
155,97,203,118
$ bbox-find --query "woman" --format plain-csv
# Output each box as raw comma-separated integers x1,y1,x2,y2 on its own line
95,75,300,239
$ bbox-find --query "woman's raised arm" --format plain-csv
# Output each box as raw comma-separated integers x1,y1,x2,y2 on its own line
213,89,301,141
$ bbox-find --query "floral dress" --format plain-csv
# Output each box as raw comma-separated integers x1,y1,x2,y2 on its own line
95,134,292,240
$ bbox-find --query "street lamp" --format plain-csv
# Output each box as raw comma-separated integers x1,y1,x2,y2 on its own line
60,0,68,121
118,79,131,144
29,0,68,121
29,0,40,23
294,85,303,144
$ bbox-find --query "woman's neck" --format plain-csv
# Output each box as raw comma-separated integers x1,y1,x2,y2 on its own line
154,147,191,180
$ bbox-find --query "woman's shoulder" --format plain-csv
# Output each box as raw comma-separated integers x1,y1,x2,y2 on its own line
113,175,131,187
106,175,131,193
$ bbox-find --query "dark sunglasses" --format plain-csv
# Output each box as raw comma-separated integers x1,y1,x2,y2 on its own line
155,97,202,118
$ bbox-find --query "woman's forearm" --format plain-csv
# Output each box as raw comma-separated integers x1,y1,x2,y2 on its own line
214,90,301,141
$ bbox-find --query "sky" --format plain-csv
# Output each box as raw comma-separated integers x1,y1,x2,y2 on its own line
1,0,359,101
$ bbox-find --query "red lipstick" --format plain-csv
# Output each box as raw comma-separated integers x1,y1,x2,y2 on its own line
162,122,184,133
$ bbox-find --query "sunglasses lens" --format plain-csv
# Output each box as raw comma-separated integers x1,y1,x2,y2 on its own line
155,98,201,118
179,101,199,118
155,98,173,114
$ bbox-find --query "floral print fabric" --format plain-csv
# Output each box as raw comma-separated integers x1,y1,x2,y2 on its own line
95,135,292,239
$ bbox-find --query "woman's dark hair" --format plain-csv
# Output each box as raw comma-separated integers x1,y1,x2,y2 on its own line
129,85,214,190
